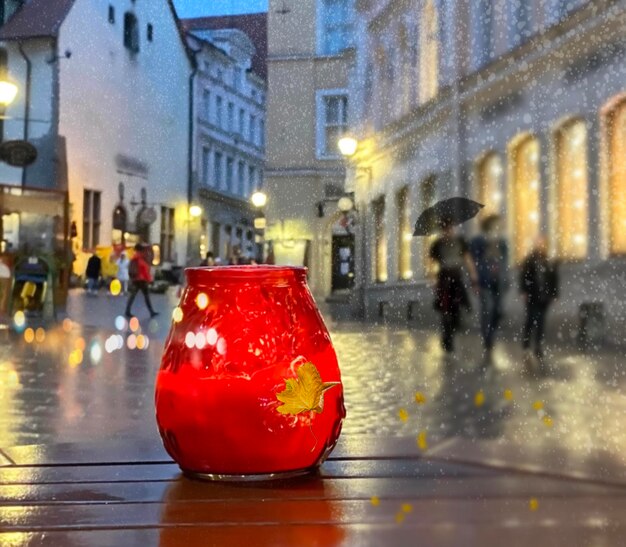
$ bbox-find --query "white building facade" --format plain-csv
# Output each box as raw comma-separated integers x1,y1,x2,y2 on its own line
186,25,266,263
348,0,626,344
0,0,192,269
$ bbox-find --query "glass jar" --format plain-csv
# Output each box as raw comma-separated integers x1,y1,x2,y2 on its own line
155,266,345,480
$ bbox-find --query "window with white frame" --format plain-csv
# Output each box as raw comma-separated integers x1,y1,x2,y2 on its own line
316,91,348,158
226,157,234,192
202,89,210,121
237,160,246,195
249,114,256,143
227,101,235,132
214,150,223,187
215,95,223,127
248,165,256,193
201,146,211,185
238,107,245,136
319,0,353,55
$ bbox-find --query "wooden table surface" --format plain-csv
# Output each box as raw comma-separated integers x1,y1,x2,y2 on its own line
1,436,626,546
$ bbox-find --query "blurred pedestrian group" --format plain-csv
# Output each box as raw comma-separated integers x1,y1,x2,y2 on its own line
429,214,559,367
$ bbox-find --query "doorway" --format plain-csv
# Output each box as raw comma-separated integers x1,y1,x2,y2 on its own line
331,234,355,292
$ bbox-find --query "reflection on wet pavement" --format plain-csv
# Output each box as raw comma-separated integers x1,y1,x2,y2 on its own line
1,289,625,479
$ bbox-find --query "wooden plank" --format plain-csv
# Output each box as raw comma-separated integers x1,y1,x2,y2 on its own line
2,436,434,466
1,495,625,531
4,524,626,547
0,459,496,486
0,474,623,506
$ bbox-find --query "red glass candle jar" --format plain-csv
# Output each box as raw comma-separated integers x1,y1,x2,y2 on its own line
155,266,345,480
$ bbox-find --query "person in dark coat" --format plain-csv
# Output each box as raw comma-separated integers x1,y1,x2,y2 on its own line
85,254,102,296
520,236,559,361
430,224,479,354
470,215,509,361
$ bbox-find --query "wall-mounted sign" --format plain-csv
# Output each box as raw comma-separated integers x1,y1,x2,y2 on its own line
136,206,157,227
0,140,38,167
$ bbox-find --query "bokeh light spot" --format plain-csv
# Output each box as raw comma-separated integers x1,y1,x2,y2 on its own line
115,315,127,331
172,307,183,322
129,317,140,332
35,327,46,343
110,279,122,296
23,328,34,344
195,292,209,310
185,331,195,349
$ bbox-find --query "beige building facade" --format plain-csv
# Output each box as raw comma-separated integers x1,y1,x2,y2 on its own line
265,0,356,298
348,0,626,343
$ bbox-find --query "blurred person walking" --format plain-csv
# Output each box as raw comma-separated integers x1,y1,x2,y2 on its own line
520,236,559,364
85,253,102,296
200,251,215,267
125,244,158,319
430,223,479,354
470,215,509,362
116,252,130,295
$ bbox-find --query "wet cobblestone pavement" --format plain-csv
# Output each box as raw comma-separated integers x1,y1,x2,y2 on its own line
1,289,625,477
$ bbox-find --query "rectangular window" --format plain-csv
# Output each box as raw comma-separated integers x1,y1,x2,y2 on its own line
147,23,153,42
319,0,353,55
82,189,101,249
421,177,436,276
238,108,245,135
201,146,211,185
317,92,348,158
249,114,256,143
237,160,246,195
233,67,242,90
226,157,234,192
227,102,235,132
160,206,175,261
108,5,115,24
474,0,494,68
259,119,265,147
202,89,210,121
397,187,412,280
215,96,223,127
248,165,256,193
123,12,140,54
214,151,223,187
373,197,387,282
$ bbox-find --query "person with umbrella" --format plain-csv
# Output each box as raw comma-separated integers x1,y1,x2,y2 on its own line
415,198,481,355
469,214,509,363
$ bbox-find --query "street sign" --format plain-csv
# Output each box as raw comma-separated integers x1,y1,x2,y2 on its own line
0,140,38,167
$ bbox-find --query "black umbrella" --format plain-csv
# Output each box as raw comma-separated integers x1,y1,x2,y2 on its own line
413,197,484,236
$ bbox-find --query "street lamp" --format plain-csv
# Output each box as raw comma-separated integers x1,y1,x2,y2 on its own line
250,190,268,209
0,80,18,109
337,135,358,158
189,204,203,218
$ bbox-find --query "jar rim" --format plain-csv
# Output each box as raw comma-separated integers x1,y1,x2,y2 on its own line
186,265,308,284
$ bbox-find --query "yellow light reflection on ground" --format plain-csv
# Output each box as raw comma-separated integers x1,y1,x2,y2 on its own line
23,328,34,344
110,279,122,296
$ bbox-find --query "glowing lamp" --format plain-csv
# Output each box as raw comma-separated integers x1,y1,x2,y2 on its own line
0,80,18,108
250,191,268,208
189,205,202,218
338,136,358,157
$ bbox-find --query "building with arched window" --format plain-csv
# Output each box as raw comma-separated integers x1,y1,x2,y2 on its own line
346,0,626,342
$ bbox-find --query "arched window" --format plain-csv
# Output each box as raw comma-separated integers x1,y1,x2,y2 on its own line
419,0,439,104
476,152,504,216
554,119,588,259
604,97,626,255
124,12,140,53
510,135,541,262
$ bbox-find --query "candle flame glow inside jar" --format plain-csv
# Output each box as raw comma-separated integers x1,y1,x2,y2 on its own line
155,266,346,479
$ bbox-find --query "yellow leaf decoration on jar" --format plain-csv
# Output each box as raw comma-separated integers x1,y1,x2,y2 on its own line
276,362,340,415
